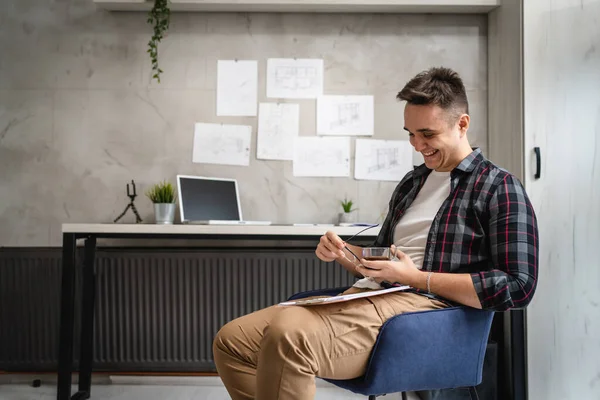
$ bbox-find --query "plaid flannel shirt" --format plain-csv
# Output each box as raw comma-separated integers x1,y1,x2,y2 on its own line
374,148,539,311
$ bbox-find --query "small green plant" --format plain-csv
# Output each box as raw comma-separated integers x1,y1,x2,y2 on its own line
146,181,176,204
147,0,171,83
340,197,357,213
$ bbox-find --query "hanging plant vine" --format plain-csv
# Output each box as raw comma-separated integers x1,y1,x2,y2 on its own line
147,0,171,83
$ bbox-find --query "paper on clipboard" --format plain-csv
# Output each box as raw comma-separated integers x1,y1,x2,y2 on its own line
278,285,411,306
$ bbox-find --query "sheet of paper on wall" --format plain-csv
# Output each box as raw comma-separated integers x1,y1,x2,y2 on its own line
216,60,258,116
266,58,324,99
257,103,299,160
354,139,414,181
317,95,374,136
293,137,350,177
192,123,251,166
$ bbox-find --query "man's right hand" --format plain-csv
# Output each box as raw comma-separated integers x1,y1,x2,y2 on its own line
315,230,346,262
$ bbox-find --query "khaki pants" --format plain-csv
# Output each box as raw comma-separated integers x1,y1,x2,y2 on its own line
213,291,447,400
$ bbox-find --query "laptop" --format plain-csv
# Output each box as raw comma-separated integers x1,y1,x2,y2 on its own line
177,175,271,225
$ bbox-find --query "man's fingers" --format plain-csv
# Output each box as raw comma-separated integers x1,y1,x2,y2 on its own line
326,244,345,259
325,231,345,249
320,235,345,258
318,241,344,260
315,247,336,262
359,258,383,271
391,245,406,259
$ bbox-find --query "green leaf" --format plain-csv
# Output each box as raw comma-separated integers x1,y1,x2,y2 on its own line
340,197,357,213
146,180,176,204
147,0,171,84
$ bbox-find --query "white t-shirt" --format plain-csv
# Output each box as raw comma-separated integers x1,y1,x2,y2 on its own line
353,170,451,289
392,169,451,269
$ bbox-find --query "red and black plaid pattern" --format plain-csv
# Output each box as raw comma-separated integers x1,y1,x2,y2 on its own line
374,148,539,311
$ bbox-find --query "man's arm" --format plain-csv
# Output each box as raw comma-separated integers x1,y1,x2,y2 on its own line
411,175,539,311
467,174,539,310
405,271,482,309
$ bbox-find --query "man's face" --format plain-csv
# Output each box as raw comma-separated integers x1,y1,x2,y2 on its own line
403,103,469,172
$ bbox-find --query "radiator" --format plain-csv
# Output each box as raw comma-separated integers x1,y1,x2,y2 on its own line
0,250,62,371
0,248,356,372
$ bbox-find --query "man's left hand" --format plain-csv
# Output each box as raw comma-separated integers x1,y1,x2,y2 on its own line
355,246,422,285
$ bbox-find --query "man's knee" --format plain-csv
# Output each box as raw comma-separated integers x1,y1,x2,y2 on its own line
262,307,316,347
213,318,241,355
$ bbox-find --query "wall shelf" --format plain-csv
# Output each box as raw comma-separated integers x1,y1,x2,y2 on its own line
93,0,500,13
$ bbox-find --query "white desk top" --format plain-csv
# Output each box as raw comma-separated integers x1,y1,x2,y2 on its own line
61,223,381,237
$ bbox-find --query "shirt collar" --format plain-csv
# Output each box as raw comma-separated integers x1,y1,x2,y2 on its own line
454,148,483,173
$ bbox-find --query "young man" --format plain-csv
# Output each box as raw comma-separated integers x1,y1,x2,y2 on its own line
213,67,539,400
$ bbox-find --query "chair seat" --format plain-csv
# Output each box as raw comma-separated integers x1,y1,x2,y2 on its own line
289,287,494,397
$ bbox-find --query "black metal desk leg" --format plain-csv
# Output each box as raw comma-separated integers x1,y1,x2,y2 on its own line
78,236,97,398
57,233,77,400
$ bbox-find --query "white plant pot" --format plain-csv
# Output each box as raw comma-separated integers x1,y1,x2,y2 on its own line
338,211,356,224
154,203,176,224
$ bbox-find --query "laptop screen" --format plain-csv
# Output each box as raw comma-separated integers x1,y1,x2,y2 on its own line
178,176,241,222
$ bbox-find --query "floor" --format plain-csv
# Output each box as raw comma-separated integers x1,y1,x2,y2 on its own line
0,375,420,400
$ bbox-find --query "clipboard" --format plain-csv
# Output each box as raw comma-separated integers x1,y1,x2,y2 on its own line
278,285,411,306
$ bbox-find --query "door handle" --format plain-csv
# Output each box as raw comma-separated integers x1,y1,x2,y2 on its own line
534,147,541,179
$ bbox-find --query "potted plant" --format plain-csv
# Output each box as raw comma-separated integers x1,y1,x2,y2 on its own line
339,197,357,224
147,0,171,83
146,180,177,224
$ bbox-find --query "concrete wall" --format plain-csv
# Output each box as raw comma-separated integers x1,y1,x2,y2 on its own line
0,0,488,246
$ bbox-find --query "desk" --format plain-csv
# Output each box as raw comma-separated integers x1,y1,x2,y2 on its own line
56,223,380,400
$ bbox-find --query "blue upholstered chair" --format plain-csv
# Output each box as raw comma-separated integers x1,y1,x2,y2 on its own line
288,287,494,400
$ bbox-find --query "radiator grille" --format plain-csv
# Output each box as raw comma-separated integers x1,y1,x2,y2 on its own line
0,248,356,372
0,251,62,370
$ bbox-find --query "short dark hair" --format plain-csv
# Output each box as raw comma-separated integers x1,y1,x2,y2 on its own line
397,67,469,119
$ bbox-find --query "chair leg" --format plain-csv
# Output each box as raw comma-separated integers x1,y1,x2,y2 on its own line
368,396,377,400
401,392,408,400
468,386,480,400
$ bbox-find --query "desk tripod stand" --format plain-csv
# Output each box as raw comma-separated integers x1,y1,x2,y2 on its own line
114,180,143,223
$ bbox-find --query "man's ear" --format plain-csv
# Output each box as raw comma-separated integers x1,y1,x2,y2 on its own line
458,114,470,136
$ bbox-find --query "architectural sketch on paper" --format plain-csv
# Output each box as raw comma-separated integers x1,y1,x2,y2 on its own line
206,136,247,157
293,137,350,177
257,103,299,160
367,147,400,173
317,95,374,136
354,139,413,181
296,148,347,170
329,102,361,131
267,59,324,99
274,65,319,91
192,123,251,166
